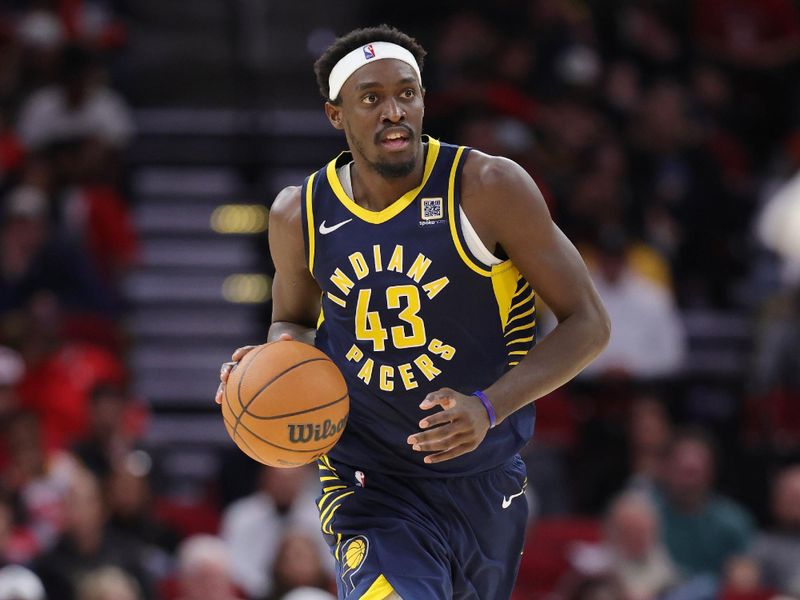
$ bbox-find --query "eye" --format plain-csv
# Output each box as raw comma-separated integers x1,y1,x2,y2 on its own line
401,88,415,99
362,93,378,104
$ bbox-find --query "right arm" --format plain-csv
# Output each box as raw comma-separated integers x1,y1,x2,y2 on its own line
266,185,322,343
215,185,321,404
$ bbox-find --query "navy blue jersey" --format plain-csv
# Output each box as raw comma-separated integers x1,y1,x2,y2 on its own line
300,137,536,477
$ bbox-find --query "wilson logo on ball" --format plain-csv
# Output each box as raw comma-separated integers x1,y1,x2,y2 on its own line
287,418,347,444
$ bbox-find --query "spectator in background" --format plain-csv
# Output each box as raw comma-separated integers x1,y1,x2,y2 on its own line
221,466,332,599
0,565,46,600
717,556,772,600
175,534,242,600
0,346,23,419
53,137,139,284
626,397,673,495
750,465,800,596
655,429,755,578
0,112,24,189
604,492,679,600
749,287,800,452
10,295,126,451
582,228,686,380
0,183,120,318
77,566,141,600
263,532,332,600
0,488,15,568
0,411,75,561
34,467,151,600
14,4,65,92
16,43,133,152
104,451,179,556
0,30,22,109
627,79,737,307
71,384,139,479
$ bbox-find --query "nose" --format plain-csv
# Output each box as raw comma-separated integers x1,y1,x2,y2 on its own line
381,97,405,123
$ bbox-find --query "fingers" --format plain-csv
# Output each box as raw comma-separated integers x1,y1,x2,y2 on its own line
420,388,456,411
231,345,257,362
408,427,468,453
216,344,256,407
219,361,237,384
424,443,474,464
278,333,293,341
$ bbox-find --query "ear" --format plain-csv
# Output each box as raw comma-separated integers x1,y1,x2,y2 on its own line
324,101,344,130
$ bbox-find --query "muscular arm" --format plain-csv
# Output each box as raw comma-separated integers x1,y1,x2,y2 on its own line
267,186,321,344
462,153,610,423
409,152,610,462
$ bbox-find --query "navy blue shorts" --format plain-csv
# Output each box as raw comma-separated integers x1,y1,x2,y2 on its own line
315,455,529,599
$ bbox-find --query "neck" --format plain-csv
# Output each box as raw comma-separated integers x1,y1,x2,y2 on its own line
350,141,425,212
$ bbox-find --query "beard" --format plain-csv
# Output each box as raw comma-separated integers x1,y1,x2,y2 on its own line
370,155,417,179
349,130,419,179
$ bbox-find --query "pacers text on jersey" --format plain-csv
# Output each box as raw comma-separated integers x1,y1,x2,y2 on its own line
324,243,458,392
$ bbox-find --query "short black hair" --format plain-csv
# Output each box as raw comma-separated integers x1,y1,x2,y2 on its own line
314,24,426,103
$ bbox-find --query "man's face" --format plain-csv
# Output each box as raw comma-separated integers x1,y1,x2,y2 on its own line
664,439,713,508
326,58,424,179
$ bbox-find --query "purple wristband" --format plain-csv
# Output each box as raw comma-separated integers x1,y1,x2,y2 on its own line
472,390,497,428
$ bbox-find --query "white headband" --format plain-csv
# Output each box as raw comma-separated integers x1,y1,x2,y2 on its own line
328,41,422,101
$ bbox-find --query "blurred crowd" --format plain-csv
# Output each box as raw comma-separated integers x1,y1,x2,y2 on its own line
0,0,799,599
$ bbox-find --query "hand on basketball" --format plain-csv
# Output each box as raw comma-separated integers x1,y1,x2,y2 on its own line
214,334,293,405
406,388,491,464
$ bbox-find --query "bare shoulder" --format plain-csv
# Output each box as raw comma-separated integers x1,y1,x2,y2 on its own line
462,150,532,192
460,150,550,249
270,185,303,224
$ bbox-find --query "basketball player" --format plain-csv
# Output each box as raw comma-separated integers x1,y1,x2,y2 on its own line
216,25,610,600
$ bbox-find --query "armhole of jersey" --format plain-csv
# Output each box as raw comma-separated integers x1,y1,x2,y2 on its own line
301,171,318,276
447,146,509,278
448,147,490,277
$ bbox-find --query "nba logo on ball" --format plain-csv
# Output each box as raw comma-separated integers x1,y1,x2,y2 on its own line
363,44,376,59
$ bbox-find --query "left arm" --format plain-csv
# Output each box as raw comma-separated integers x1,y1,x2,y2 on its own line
409,153,610,463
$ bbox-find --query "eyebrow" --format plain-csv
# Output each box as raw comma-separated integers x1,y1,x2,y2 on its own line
355,76,418,91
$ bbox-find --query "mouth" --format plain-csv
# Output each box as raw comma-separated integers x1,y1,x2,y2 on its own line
378,127,412,151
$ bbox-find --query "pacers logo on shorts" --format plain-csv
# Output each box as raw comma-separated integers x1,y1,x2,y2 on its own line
340,535,369,595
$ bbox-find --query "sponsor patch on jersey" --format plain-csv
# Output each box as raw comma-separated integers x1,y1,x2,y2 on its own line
420,197,443,223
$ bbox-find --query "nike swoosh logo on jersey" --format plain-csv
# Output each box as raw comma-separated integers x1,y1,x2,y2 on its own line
319,219,353,235
502,488,525,509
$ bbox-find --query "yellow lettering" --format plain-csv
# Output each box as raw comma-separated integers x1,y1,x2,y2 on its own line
357,358,374,385
406,253,432,283
398,363,417,390
379,365,394,392
422,276,450,300
330,268,355,296
428,338,456,361
327,292,346,308
414,353,441,381
348,252,369,280
345,345,363,362
388,245,404,273
373,245,383,272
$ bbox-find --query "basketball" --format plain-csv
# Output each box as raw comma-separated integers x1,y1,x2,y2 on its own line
221,340,349,468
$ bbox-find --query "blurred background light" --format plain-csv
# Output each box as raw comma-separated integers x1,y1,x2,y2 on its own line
210,204,269,234
222,274,272,303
